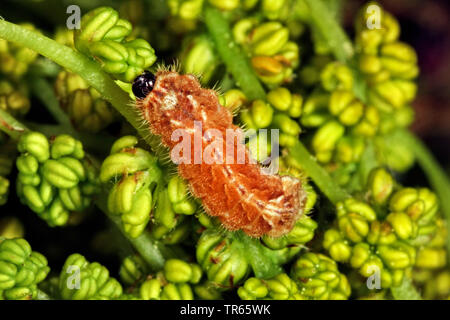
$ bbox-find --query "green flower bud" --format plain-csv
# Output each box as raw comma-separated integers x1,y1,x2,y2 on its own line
272,113,301,136
221,89,247,112
352,105,380,137
240,99,273,129
355,3,400,51
181,35,219,85
375,133,415,172
168,176,197,215
74,7,132,55
380,42,418,80
17,132,98,227
312,121,345,163
164,259,202,284
389,187,439,226
168,0,204,21
267,87,292,112
59,253,123,300
261,0,288,20
368,79,417,113
0,238,50,300
208,0,239,11
386,212,416,240
350,243,383,277
154,188,177,229
329,90,364,126
377,242,416,270
0,217,25,239
18,132,49,163
366,221,397,245
0,80,30,117
194,281,223,300
335,136,365,163
300,93,331,128
415,247,446,269
196,230,251,288
161,282,194,300
321,62,354,92
250,22,289,56
323,229,352,262
291,253,351,300
367,167,394,205
140,278,161,300
337,198,377,243
119,254,149,286
238,277,269,300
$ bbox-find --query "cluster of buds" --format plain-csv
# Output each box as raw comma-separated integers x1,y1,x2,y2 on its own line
238,273,305,300
139,259,202,300
179,34,221,85
100,136,162,238
196,228,303,290
54,71,116,133
233,19,299,86
291,252,351,300
0,238,50,300
100,136,198,240
16,132,99,227
323,168,444,289
74,7,156,82
150,175,198,244
355,2,419,114
58,253,123,300
0,80,30,118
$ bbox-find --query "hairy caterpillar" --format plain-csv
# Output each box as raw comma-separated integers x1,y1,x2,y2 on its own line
133,69,306,237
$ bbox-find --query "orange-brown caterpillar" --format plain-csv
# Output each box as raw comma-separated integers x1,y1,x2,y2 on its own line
134,70,306,237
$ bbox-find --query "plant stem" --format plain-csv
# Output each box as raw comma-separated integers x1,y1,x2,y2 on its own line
0,108,29,140
303,0,355,64
289,141,348,204
28,76,73,128
0,20,156,150
204,6,266,101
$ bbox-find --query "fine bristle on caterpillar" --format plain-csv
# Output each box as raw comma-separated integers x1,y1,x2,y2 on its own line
133,69,307,237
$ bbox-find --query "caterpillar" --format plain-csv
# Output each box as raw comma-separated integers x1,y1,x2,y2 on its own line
132,69,306,237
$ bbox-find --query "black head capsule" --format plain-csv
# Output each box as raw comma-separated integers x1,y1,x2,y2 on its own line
132,71,156,99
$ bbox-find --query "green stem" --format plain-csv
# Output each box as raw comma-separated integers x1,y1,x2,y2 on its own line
0,20,156,150
303,0,355,64
105,209,165,271
203,6,266,101
28,76,72,128
0,108,29,140
289,141,348,204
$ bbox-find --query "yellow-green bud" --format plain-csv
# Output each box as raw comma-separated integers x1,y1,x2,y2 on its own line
312,121,345,163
